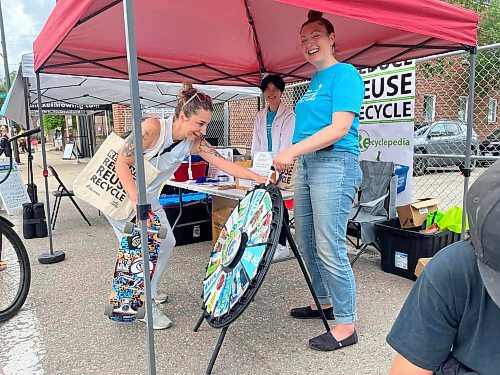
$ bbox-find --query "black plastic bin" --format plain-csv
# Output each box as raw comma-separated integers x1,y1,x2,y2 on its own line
375,218,461,280
164,201,212,246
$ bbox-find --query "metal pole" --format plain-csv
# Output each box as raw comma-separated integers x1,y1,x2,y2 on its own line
104,110,110,136
22,77,35,190
0,0,19,162
36,72,65,264
461,47,476,239
122,1,156,374
223,102,229,147
74,116,81,164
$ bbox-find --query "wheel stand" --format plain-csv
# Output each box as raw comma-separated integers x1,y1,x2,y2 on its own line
194,214,331,375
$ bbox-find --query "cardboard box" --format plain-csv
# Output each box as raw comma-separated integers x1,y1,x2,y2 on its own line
414,257,432,278
234,160,253,190
235,160,252,168
211,196,238,243
397,198,439,228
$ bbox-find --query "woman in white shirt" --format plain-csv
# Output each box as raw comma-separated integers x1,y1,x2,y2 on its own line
251,75,295,259
251,75,295,157
108,84,266,330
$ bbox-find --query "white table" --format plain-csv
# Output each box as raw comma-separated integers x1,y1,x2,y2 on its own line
165,179,293,201
163,180,294,263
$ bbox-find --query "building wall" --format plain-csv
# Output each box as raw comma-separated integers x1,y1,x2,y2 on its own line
228,98,259,147
415,56,499,140
111,104,131,136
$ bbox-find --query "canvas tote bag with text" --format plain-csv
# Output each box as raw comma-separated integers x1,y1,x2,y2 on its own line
277,158,298,191
73,133,160,220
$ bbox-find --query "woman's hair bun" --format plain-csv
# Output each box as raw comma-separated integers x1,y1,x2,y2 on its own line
307,10,323,20
180,82,196,97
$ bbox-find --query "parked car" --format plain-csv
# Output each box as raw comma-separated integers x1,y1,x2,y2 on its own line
413,120,480,176
479,129,500,164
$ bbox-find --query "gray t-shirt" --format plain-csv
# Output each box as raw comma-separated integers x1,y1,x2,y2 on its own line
386,241,500,374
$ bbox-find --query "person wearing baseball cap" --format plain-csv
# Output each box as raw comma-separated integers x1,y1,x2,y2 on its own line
386,160,500,375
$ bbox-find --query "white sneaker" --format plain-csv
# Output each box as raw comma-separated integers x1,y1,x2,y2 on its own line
138,303,173,330
154,292,168,304
273,244,290,261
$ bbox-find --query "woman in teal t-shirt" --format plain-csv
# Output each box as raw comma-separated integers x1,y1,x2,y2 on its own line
274,10,364,352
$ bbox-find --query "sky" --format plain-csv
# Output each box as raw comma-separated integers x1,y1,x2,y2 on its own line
0,0,54,78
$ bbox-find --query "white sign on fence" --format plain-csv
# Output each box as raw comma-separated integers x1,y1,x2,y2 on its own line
359,61,415,205
0,159,30,215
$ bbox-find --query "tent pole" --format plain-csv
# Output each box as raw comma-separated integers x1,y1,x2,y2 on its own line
461,46,477,239
22,77,35,187
122,1,157,374
223,102,229,147
35,72,65,264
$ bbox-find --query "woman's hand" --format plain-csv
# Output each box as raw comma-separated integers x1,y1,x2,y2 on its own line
273,148,295,173
130,194,155,227
252,173,268,184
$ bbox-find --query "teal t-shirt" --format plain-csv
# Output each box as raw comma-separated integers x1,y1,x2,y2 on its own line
266,110,277,153
293,62,364,155
387,242,500,374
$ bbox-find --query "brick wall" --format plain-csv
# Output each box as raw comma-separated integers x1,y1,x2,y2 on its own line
111,104,131,136
229,98,259,147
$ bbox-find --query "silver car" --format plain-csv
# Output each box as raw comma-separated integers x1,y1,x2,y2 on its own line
413,120,480,176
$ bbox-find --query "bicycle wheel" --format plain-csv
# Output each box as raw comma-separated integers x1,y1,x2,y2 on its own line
0,219,31,322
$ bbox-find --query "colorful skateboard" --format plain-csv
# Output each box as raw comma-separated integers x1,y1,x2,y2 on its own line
104,212,168,322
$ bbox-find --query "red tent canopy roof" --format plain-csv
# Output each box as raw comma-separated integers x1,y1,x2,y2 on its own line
33,0,478,86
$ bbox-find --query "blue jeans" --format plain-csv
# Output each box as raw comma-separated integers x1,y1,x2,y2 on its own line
294,150,362,324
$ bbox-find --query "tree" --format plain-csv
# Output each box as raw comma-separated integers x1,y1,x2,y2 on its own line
0,71,18,108
421,0,499,95
42,115,65,132
443,0,499,45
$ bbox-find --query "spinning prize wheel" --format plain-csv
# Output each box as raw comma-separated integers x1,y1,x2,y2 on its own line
202,183,283,328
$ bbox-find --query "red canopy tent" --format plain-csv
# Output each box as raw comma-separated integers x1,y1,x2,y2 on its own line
33,0,478,86
32,1,479,373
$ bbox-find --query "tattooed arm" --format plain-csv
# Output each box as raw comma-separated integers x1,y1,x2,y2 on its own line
116,118,160,205
192,138,267,183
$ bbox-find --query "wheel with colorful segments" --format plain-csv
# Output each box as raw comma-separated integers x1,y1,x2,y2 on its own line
202,184,283,328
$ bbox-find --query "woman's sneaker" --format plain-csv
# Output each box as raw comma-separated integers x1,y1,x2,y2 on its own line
273,244,290,261
154,292,168,304
138,303,172,330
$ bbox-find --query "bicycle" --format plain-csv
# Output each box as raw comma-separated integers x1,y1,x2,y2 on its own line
0,127,40,322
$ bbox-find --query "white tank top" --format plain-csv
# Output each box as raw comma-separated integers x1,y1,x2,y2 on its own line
146,116,194,210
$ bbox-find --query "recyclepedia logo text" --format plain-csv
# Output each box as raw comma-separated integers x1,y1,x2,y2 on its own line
359,130,410,152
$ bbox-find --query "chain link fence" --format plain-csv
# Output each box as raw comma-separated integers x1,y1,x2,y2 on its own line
226,44,500,212
413,44,499,211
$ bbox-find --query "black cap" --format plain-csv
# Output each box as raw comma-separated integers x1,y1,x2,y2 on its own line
466,160,500,307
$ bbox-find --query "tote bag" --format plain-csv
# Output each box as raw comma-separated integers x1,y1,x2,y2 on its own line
277,158,298,191
73,133,160,220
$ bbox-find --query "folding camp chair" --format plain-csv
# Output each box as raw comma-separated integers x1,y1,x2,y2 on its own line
48,165,91,230
347,160,397,265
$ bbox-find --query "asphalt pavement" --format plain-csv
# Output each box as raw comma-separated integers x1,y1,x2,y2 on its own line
1,147,417,375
